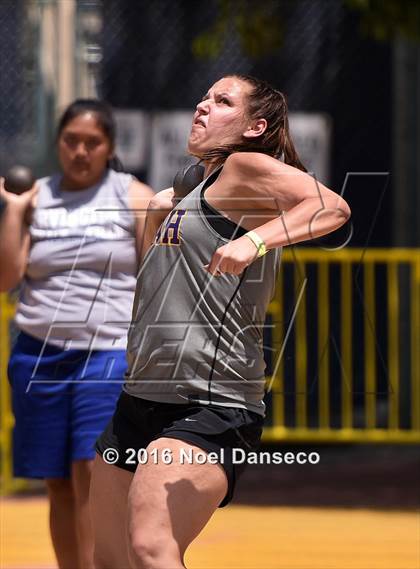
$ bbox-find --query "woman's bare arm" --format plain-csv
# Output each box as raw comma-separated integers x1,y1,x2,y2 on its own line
0,180,38,291
205,152,351,275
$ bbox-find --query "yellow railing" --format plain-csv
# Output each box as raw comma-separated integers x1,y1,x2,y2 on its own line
0,293,27,494
1,248,420,493
264,248,420,443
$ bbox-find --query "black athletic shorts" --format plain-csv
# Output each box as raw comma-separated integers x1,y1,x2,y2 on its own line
95,391,264,507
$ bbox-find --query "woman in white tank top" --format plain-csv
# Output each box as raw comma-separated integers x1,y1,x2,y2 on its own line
0,100,153,569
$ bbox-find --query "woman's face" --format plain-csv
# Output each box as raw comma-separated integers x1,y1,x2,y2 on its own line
57,113,113,190
188,76,252,156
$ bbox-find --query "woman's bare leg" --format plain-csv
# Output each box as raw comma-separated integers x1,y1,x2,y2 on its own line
128,437,228,569
72,459,95,568
45,478,79,569
90,453,133,569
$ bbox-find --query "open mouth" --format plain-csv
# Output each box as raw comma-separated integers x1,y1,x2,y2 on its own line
193,117,206,128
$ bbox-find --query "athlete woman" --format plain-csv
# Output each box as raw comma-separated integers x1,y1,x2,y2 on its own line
91,75,351,569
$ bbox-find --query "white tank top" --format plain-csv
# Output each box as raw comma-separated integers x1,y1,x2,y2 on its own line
15,169,138,350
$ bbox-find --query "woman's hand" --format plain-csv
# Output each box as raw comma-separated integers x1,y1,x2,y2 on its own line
139,188,176,264
0,178,37,291
148,187,176,214
146,187,176,235
0,177,38,218
204,235,259,276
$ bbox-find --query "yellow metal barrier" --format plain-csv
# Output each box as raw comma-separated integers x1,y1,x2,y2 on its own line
264,248,420,443
1,248,420,493
0,293,27,493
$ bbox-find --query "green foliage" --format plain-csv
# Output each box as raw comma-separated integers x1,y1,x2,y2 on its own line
345,0,420,42
192,0,420,61
192,0,284,59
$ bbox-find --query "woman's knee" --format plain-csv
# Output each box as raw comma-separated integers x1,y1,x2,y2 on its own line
129,532,182,569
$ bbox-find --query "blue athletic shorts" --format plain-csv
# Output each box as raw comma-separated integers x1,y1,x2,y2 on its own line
8,331,125,479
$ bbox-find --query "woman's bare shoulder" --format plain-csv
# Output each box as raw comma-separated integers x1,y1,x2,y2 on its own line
223,152,292,178
213,153,296,199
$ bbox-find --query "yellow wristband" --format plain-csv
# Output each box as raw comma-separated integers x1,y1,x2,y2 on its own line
244,231,267,258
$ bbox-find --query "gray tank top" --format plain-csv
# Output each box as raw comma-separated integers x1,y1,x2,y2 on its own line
15,169,138,351
124,170,282,415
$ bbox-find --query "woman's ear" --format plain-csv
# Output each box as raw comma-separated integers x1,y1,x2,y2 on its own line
243,118,267,139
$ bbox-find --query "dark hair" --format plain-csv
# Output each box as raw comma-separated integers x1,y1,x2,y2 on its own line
199,75,306,172
56,99,124,171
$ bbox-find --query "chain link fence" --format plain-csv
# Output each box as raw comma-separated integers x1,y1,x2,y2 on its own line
0,0,42,173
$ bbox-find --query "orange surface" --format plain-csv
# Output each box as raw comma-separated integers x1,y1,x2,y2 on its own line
0,496,419,569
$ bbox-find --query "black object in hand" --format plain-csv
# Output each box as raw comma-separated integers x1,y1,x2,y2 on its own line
173,164,205,201
4,165,35,195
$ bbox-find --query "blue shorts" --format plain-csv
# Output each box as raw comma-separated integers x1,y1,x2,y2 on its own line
8,331,125,479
